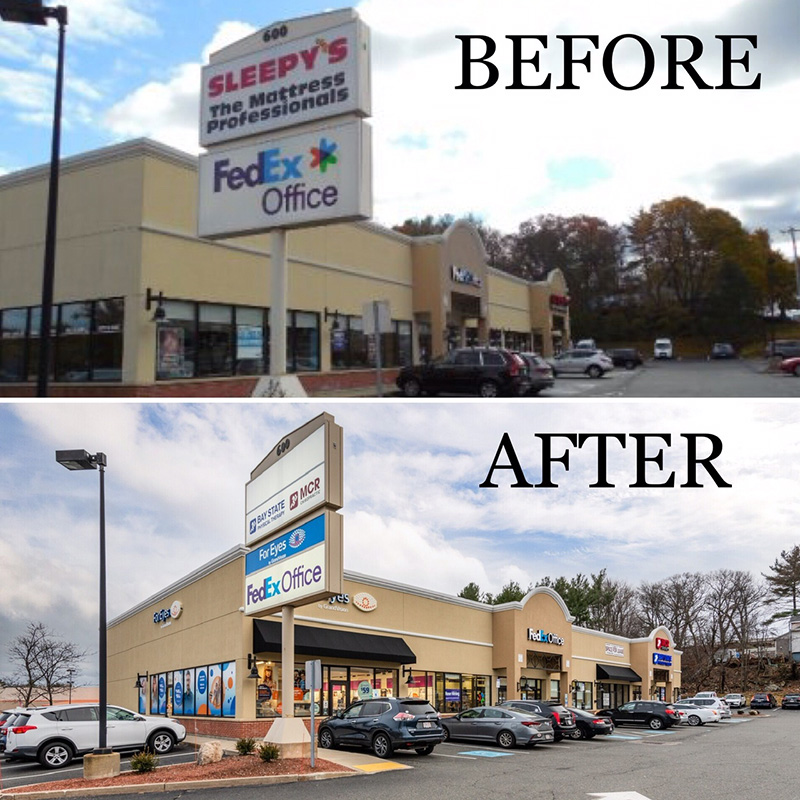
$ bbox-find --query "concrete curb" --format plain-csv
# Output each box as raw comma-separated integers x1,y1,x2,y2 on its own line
0,767,360,800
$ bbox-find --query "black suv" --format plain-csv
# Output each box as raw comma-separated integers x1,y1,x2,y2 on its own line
597,700,679,730
318,697,445,758
396,347,530,398
499,700,577,741
606,348,643,370
750,692,777,709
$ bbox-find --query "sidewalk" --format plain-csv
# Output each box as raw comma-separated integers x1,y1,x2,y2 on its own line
187,734,412,774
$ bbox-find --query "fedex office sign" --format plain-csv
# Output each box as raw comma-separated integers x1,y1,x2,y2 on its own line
199,120,371,237
245,536,327,613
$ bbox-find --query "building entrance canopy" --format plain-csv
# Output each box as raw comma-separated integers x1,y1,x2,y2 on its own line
253,618,416,664
596,664,642,682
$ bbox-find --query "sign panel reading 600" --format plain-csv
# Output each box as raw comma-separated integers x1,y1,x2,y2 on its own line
246,426,326,547
200,19,370,147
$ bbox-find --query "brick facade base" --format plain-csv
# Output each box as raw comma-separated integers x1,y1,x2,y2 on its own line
0,370,399,398
179,717,322,739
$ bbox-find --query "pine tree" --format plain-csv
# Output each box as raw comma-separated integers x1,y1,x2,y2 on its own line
762,545,800,619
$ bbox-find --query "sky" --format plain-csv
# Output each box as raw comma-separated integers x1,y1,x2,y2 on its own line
0,399,798,685
0,0,798,256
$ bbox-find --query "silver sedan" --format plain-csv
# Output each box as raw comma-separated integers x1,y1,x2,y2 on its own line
441,705,555,749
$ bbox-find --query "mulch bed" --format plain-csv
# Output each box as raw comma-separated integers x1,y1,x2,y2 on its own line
5,754,352,794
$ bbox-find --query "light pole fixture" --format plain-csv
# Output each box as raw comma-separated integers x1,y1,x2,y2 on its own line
247,654,260,679
324,307,340,329
134,673,147,690
145,288,166,322
401,665,414,686
1,1,68,397
55,448,110,753
66,667,75,702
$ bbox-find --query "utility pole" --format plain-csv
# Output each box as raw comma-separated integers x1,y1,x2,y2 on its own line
780,226,800,304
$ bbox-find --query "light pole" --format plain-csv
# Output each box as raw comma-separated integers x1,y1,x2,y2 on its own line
0,0,68,397
55,449,110,753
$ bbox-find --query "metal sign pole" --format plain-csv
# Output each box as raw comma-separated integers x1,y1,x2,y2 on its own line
373,301,383,397
270,230,288,376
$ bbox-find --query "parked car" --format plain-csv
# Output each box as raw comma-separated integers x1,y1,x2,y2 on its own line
778,356,800,377
318,697,445,758
566,707,615,739
547,349,614,379
0,709,25,755
765,339,800,359
781,694,800,709
396,347,530,398
516,352,555,395
575,339,597,349
710,343,736,359
673,702,719,726
750,692,777,709
597,700,680,730
498,700,577,741
440,705,554,749
724,693,746,709
654,338,674,359
606,348,644,370
685,697,731,719
693,691,718,698
4,703,186,769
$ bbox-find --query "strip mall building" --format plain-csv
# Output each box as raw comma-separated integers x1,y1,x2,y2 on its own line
0,139,571,397
108,545,681,737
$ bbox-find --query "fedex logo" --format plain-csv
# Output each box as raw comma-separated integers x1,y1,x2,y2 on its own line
213,138,338,194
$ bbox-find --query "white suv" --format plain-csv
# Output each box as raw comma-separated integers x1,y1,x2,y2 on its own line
684,696,731,719
4,703,186,768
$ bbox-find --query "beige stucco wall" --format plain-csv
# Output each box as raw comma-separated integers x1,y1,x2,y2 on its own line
487,270,532,332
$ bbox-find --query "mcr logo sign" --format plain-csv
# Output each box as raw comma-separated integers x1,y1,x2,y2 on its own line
655,637,670,651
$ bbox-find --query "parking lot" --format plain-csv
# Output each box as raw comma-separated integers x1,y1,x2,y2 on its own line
2,711,796,800
541,358,800,398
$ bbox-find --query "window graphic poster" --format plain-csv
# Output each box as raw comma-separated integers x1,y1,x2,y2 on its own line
209,663,223,717
173,670,184,715
158,673,167,714
150,675,158,714
223,662,236,717
195,666,209,715
138,679,146,715
183,669,195,716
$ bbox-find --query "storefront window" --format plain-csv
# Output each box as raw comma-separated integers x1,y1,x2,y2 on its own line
442,673,462,713
0,308,28,382
550,678,561,702
520,677,543,700
329,667,348,713
197,304,233,377
349,668,373,705
288,311,319,372
93,299,124,381
26,306,57,383
235,307,266,375
56,302,92,381
397,321,412,366
572,681,593,710
158,301,195,379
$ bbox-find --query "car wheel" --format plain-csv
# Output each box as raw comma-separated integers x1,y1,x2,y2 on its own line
479,380,499,398
415,745,435,755
587,365,603,378
497,730,516,749
794,364,800,377
319,728,335,749
624,360,636,370
402,378,422,398
648,716,665,730
687,715,701,727
569,727,584,740
148,731,176,754
39,741,74,769
372,732,392,758
441,725,451,742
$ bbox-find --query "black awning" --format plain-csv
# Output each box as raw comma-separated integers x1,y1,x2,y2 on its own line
596,664,642,682
253,619,416,665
